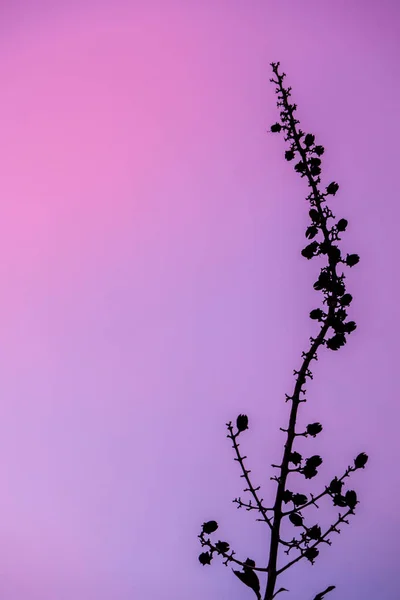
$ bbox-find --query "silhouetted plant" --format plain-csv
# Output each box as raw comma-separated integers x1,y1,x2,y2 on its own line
197,62,368,600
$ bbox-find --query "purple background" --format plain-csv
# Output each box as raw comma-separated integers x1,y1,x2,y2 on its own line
0,1,398,598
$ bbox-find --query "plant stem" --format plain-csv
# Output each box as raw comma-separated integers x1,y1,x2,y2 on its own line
264,323,329,599
264,63,341,600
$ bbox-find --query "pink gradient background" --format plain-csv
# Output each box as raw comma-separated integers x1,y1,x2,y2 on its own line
0,1,398,598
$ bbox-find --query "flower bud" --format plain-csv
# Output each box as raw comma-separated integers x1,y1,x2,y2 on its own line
199,552,212,565
326,182,339,195
202,520,218,535
236,414,249,432
354,452,368,469
289,512,303,526
306,422,323,437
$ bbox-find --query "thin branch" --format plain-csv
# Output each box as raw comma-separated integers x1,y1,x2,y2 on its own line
227,421,274,531
277,509,353,575
199,532,269,572
281,464,355,516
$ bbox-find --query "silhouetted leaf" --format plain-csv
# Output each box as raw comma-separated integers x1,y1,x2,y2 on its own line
314,145,325,156
202,521,218,535
233,560,261,599
313,585,336,600
271,123,282,132
272,588,289,599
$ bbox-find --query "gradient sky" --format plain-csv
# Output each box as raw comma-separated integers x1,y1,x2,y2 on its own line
0,1,399,599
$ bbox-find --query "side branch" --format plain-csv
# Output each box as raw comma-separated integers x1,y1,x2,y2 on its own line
199,530,270,572
281,463,356,516
227,421,274,532
277,509,353,575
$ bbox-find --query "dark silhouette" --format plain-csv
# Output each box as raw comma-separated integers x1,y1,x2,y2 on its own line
197,62,368,600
